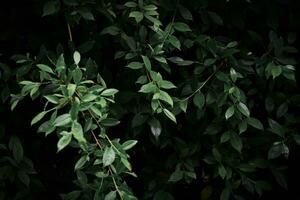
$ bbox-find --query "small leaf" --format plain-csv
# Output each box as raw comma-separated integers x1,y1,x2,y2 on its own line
193,92,205,109
31,111,47,126
73,51,81,65
81,93,98,102
153,90,173,107
237,102,250,117
101,118,120,127
230,133,243,153
163,108,177,123
73,68,82,84
271,65,282,79
225,106,235,120
122,140,138,150
101,89,118,96
220,187,231,200
126,62,143,69
67,84,76,96
124,2,137,7
139,82,157,93
72,121,86,143
57,134,72,152
44,95,59,104
104,191,117,200
103,147,115,167
168,170,183,182
42,0,60,17
268,143,283,159
149,118,162,138
129,11,143,23
218,165,226,179
247,117,264,130
141,55,151,71
160,80,176,89
37,64,54,74
75,155,88,170
179,100,188,113
54,114,71,127
174,22,191,32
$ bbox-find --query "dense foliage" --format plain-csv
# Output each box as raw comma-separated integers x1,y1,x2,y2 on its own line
1,0,300,199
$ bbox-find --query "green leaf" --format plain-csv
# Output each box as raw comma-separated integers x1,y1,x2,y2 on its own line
17,171,30,186
54,114,71,127
72,121,86,143
168,170,183,182
174,22,191,32
179,100,188,113
268,142,286,159
67,84,76,96
103,147,115,167
178,5,193,21
163,108,177,123
230,133,243,153
193,92,205,109
160,80,176,89
104,191,117,200
101,118,120,127
126,62,143,69
44,95,59,104
37,64,54,74
153,90,173,107
75,155,88,170
9,136,23,163
247,117,264,130
81,93,98,102
168,35,181,50
271,65,282,79
101,89,118,96
141,55,151,71
73,51,81,65
124,2,137,7
57,134,72,152
121,157,132,171
101,26,120,36
149,118,162,138
31,111,47,126
122,140,138,151
237,102,250,117
129,11,144,23
220,131,232,143
220,187,231,200
218,165,226,179
42,0,60,17
225,106,235,120
139,82,157,93
73,68,82,84
268,118,285,137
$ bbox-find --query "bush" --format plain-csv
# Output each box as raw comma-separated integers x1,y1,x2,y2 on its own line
1,0,300,199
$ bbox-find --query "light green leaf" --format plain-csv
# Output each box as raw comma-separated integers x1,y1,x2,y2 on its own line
126,62,143,69
153,90,173,107
124,2,137,7
75,155,88,170
73,68,82,84
122,140,138,151
54,113,71,127
72,121,86,143
101,118,120,127
160,80,176,89
103,147,115,167
141,55,151,71
104,191,117,200
81,93,98,102
163,108,177,123
31,111,47,126
179,100,188,113
237,102,250,117
44,95,59,104
271,65,282,79
218,165,226,179
174,22,191,32
73,51,81,65
67,84,76,96
57,134,72,152
139,82,157,93
37,64,54,74
225,106,235,120
149,118,161,138
129,11,144,23
101,89,118,96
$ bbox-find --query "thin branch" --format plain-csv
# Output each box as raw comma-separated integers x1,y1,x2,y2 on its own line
67,23,73,42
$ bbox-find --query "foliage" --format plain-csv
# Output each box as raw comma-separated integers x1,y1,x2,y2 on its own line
1,0,300,199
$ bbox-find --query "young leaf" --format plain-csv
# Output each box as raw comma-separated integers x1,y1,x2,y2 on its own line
103,147,115,167
149,118,162,138
101,89,118,96
122,140,138,151
247,117,264,130
37,64,54,74
54,114,71,127
237,102,250,117
141,55,151,71
57,134,72,152
225,106,235,120
163,108,177,123
174,22,191,32
73,51,81,65
129,11,143,23
31,111,47,126
126,61,143,69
